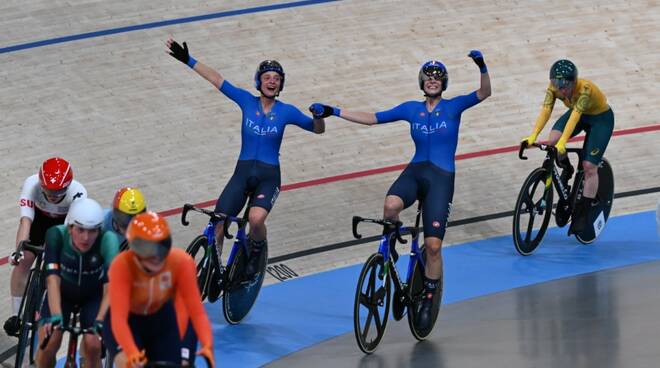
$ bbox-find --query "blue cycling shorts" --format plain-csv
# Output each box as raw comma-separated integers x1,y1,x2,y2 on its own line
387,161,455,240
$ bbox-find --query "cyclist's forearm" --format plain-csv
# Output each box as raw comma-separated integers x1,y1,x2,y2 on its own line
531,107,552,136
558,111,582,144
15,217,31,249
339,111,378,125
47,275,62,315
476,71,491,101
96,284,110,320
192,61,224,90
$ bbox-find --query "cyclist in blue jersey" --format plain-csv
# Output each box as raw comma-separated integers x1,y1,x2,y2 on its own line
102,187,147,245
166,38,325,281
312,50,491,331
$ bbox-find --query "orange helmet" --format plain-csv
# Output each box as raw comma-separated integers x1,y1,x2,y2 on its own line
126,212,172,261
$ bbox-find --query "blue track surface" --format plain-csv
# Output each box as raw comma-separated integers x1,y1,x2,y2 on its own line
211,210,659,367
57,210,659,367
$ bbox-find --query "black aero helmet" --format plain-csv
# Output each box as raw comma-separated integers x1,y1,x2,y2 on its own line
549,59,578,89
419,61,448,91
254,60,285,92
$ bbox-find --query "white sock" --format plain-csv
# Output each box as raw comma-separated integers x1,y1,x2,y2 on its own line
12,296,23,315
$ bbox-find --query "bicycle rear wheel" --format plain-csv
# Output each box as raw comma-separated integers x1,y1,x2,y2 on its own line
186,235,211,301
353,253,391,354
222,243,268,325
15,268,42,367
513,168,554,255
576,158,615,244
407,249,441,341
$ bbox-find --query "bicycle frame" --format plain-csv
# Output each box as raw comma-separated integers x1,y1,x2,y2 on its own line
181,203,249,275
40,308,97,367
521,143,583,205
379,226,423,294
354,203,423,296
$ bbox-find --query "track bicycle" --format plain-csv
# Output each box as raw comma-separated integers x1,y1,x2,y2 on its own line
181,203,268,324
12,241,46,368
513,142,614,255
352,203,442,354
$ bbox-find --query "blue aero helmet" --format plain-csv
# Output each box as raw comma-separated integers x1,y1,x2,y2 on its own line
418,60,448,91
254,60,286,93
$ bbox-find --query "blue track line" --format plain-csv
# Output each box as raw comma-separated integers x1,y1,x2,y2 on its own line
0,0,340,54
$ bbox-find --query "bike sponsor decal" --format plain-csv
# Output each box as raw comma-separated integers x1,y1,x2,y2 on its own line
593,211,606,238
266,263,298,282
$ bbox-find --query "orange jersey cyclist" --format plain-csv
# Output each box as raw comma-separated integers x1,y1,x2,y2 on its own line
522,59,614,233
106,212,214,368
311,50,491,333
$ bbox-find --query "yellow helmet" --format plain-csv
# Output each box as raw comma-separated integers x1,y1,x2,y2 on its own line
112,187,147,231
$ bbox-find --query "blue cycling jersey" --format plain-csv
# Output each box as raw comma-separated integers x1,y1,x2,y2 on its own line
220,80,315,166
102,208,126,244
375,92,481,172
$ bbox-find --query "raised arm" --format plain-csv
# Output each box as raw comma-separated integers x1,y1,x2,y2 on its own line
468,50,491,101
166,38,225,89
309,103,378,126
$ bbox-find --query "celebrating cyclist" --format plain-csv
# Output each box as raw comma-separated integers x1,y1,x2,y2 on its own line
522,59,614,233
36,198,119,368
4,157,87,337
106,212,214,367
311,50,491,332
166,38,325,283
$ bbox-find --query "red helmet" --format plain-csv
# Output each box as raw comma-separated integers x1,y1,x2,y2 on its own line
39,157,73,197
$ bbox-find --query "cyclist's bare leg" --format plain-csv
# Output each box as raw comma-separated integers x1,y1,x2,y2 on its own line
582,160,599,199
35,326,62,368
383,195,404,222
248,207,269,241
548,129,562,146
81,334,102,368
113,352,127,368
424,236,443,280
9,251,36,306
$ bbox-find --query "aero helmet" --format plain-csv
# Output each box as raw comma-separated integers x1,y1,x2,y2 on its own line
126,212,172,262
112,187,147,231
254,60,285,93
419,61,449,91
549,59,578,89
65,198,104,230
39,157,73,198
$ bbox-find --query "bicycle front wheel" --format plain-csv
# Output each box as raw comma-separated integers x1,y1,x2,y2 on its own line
353,253,391,354
16,268,42,368
513,168,554,255
186,235,211,301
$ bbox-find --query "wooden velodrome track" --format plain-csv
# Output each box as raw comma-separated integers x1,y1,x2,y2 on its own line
1,0,659,363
